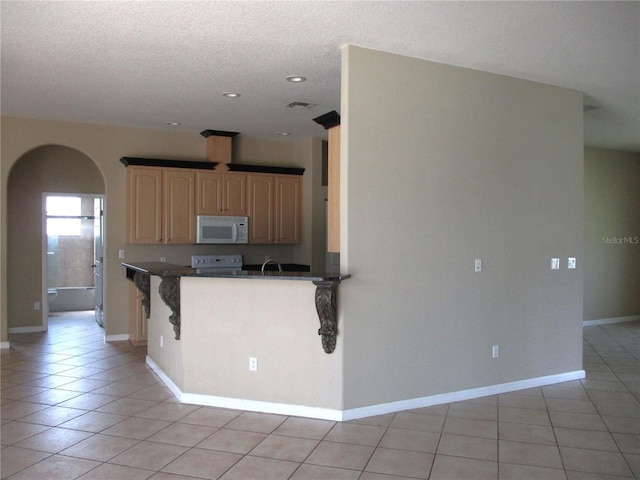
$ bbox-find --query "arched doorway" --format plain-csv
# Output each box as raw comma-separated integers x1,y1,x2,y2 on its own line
7,145,105,332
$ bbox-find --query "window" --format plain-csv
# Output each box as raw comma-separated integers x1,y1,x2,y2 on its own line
46,196,82,236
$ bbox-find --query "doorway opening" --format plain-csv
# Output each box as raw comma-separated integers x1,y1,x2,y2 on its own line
43,194,105,330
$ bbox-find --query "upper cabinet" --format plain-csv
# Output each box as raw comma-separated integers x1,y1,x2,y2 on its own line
247,174,275,243
163,168,196,244
127,165,196,244
127,166,163,244
247,173,301,244
275,175,301,244
313,111,341,253
123,154,304,246
195,172,247,216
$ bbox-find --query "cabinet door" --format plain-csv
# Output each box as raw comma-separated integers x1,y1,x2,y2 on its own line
275,175,301,244
127,166,163,244
195,172,246,216
195,171,223,215
164,168,196,244
223,173,247,216
247,174,275,243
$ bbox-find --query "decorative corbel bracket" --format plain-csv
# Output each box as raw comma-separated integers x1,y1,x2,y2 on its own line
132,271,151,319
312,280,340,354
158,276,181,340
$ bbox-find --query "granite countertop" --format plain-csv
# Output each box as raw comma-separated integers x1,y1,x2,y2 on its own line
122,262,350,282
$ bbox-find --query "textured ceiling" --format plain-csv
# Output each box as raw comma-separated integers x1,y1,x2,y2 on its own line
2,1,638,151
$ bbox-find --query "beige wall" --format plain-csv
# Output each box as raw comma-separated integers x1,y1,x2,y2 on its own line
7,146,104,328
1,117,322,342
148,276,343,410
584,147,640,320
340,46,584,409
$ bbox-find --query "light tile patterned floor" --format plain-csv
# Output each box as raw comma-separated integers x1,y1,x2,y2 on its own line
1,312,638,479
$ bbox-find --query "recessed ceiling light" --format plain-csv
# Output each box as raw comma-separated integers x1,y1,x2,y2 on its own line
286,76,306,83
166,122,182,126
277,132,290,136
222,92,241,98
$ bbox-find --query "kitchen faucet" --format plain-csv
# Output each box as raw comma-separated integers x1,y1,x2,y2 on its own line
261,258,282,274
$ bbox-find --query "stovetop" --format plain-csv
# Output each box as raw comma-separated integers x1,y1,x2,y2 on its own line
190,254,243,269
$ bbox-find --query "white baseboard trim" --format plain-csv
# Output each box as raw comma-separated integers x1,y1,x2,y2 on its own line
104,334,129,342
146,356,182,399
8,326,46,334
145,356,343,420
583,315,640,326
341,370,586,421
0,342,11,349
146,355,585,422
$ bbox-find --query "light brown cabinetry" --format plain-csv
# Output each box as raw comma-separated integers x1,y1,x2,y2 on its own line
313,111,341,253
326,125,340,252
195,172,247,216
127,166,196,244
247,174,275,243
247,173,301,244
128,283,147,346
163,168,196,244
275,175,301,244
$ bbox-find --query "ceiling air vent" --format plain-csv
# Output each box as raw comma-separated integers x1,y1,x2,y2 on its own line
285,101,317,109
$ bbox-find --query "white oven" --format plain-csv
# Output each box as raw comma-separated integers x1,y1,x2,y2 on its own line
196,216,248,244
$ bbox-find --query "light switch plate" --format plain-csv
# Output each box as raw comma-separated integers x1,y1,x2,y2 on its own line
551,258,560,270
568,257,577,269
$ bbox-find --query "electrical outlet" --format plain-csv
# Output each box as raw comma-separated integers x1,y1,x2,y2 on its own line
34,301,41,311
492,345,499,358
474,259,482,273
568,257,576,269
119,249,125,259
249,357,258,371
160,257,167,263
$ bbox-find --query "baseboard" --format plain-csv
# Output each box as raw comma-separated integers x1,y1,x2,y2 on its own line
583,315,640,326
146,355,585,422
145,356,343,420
341,370,586,421
104,334,129,342
146,356,182,399
8,326,46,334
0,342,11,349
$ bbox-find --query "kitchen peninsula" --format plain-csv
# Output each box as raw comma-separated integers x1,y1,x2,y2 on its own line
123,261,350,419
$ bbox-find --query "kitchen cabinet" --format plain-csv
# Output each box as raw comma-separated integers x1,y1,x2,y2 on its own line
127,166,195,244
247,174,275,243
163,168,196,244
327,125,340,252
195,171,246,216
275,175,301,244
128,283,147,346
313,111,341,253
247,173,301,244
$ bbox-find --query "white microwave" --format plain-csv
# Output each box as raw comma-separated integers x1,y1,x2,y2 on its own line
196,216,248,244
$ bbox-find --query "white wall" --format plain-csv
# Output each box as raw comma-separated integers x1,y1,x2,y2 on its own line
340,46,584,409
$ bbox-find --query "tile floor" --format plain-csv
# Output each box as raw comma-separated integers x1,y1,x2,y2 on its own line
1,311,638,479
